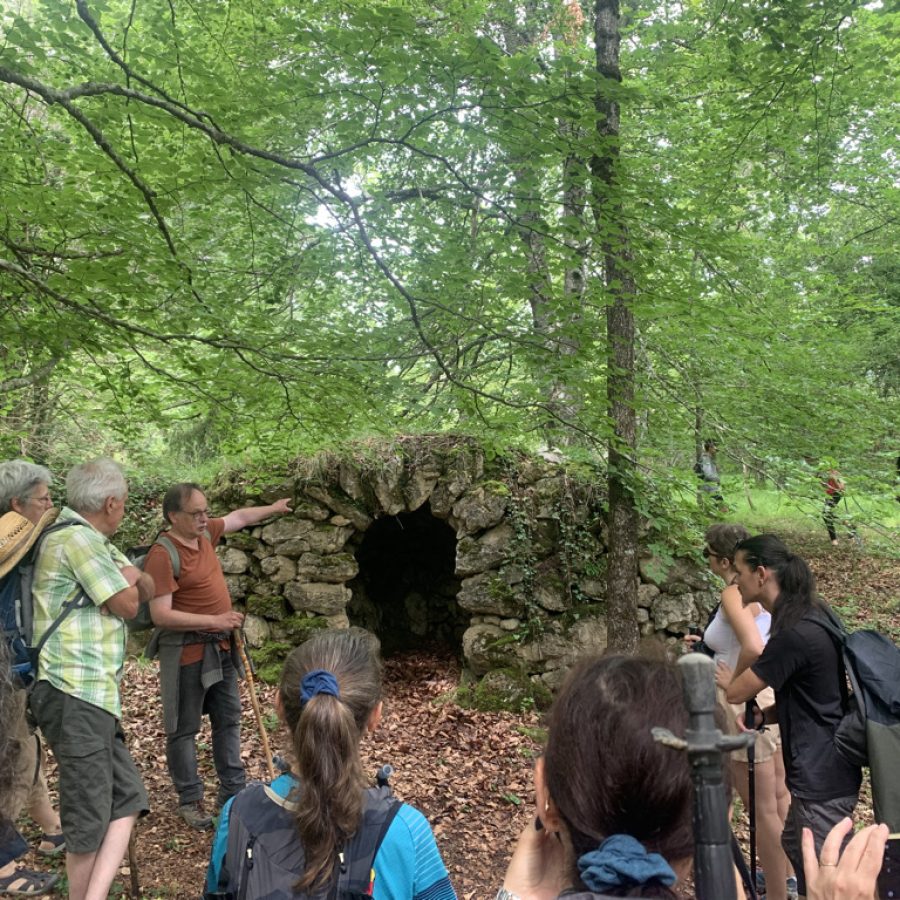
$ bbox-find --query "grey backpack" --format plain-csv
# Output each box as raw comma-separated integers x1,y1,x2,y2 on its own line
210,782,402,900
123,534,182,632
816,609,900,830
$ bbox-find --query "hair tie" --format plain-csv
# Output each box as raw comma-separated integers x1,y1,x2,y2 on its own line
577,834,676,893
300,669,340,707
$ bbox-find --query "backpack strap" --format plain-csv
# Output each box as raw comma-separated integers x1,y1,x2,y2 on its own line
814,605,848,643
809,607,854,707
154,534,182,582
153,528,211,585
335,786,403,899
27,521,91,671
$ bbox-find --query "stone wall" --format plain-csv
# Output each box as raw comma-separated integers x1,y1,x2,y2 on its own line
209,436,717,694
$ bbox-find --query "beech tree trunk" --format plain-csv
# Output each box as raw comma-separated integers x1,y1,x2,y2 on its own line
592,0,639,653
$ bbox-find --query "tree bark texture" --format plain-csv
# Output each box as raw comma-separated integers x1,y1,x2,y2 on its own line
592,0,639,653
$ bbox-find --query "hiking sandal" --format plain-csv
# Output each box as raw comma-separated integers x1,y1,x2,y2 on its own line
36,833,65,857
0,867,59,895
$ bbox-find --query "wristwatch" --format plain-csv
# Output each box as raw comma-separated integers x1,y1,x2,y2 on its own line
495,889,522,900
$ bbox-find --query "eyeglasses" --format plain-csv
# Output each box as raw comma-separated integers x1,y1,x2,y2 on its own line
180,508,210,521
27,493,53,506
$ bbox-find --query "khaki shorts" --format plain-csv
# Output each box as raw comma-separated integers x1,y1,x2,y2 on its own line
717,685,780,764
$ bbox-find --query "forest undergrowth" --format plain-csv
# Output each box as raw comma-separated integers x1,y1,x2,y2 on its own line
15,537,898,898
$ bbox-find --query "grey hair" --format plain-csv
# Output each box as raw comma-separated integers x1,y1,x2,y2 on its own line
65,458,127,513
0,460,54,513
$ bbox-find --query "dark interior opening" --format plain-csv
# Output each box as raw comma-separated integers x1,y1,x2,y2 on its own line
347,503,466,657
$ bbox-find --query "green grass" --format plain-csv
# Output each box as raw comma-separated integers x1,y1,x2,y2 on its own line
719,482,900,556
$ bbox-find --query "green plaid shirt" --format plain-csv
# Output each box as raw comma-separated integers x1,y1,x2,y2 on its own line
32,507,131,718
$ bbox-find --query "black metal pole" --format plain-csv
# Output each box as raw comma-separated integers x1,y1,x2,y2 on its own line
745,699,757,890
654,653,752,900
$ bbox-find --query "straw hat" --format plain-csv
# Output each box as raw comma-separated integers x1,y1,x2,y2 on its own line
0,508,60,580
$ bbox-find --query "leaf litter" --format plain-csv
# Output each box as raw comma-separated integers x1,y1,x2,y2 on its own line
15,540,897,897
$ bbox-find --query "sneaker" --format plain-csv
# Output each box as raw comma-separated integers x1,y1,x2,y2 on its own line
786,875,799,900
176,801,213,830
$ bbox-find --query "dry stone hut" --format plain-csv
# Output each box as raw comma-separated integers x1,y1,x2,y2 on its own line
208,436,716,705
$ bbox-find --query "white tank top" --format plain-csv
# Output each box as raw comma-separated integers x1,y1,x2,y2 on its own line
704,602,772,670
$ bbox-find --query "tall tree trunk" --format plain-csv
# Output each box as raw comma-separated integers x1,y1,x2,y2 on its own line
500,12,588,449
591,0,638,653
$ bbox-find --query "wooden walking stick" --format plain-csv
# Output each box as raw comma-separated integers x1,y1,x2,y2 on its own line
127,827,140,897
233,628,276,781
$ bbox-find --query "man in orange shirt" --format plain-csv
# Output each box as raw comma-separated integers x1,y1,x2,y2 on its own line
144,483,292,829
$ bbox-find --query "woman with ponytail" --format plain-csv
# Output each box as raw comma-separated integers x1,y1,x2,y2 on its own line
726,535,862,898
205,628,456,900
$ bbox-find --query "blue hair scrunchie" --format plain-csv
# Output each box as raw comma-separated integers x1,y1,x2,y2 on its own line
577,834,676,894
300,669,340,707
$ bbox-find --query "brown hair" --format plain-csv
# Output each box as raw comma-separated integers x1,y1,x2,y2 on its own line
704,523,751,562
278,628,383,892
162,482,204,525
544,655,694,897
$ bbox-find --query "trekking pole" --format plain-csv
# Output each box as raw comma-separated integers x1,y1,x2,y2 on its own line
745,700,757,893
127,828,140,897
654,653,752,900
233,628,276,781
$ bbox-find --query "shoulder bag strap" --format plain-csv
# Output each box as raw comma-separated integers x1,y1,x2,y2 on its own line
154,534,182,582
28,521,91,668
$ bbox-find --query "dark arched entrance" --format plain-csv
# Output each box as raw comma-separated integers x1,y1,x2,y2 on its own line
347,503,466,656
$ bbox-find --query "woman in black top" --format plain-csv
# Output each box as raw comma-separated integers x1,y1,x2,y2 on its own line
726,534,862,898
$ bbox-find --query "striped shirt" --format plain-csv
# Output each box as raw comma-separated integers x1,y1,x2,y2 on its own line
31,507,131,718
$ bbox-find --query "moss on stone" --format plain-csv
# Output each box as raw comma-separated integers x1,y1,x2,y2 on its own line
224,532,258,552
481,479,511,497
250,641,293,685
459,668,552,713
487,575,517,603
247,594,287,621
278,614,329,646
250,616,330,683
559,602,607,629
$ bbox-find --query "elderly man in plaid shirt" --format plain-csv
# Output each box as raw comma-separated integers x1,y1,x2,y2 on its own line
29,458,155,900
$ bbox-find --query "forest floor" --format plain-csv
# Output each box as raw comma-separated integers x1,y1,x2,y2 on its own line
14,533,898,898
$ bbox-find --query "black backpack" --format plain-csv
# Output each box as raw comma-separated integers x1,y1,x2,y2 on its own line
209,782,402,900
815,608,900,830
